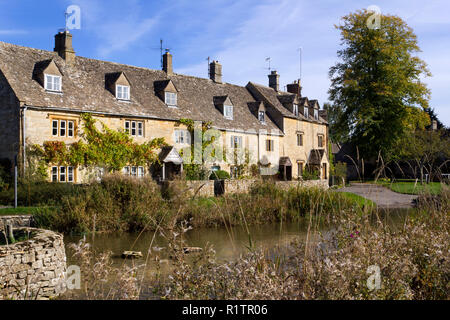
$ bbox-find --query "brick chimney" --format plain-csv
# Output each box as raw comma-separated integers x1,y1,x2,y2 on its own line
54,31,75,64
287,79,302,97
432,120,438,131
210,60,222,83
268,70,280,91
163,50,173,75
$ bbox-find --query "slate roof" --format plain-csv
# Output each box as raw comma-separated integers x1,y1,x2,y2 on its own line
246,82,328,124
308,149,326,165
0,41,283,135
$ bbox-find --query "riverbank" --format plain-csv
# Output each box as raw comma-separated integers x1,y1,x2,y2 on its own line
7,176,371,235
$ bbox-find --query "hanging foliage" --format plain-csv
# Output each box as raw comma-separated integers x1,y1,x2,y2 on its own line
30,113,167,172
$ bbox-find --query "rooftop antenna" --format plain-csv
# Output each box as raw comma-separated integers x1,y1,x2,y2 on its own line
206,56,211,77
297,47,303,80
160,39,163,68
265,57,272,72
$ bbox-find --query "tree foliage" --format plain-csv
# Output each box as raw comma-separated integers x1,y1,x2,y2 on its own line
329,10,431,159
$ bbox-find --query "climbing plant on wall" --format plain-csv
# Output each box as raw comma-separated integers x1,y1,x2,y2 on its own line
30,113,167,172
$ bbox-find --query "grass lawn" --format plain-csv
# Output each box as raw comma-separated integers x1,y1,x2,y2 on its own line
362,180,445,195
0,207,42,216
340,192,376,207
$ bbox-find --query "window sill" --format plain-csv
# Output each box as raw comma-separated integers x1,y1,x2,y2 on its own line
45,90,63,95
167,104,178,108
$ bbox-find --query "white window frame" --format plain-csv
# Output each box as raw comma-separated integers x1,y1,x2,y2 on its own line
124,120,143,137
258,111,265,123
124,121,130,134
131,166,137,177
52,120,58,137
230,136,242,149
224,105,233,120
68,121,74,137
45,74,62,92
59,166,66,182
174,129,191,145
60,120,66,137
304,107,309,118
138,167,144,178
116,85,130,101
165,92,177,107
314,109,319,120
51,167,58,182
131,121,137,136
293,104,299,117
137,122,143,137
68,166,74,182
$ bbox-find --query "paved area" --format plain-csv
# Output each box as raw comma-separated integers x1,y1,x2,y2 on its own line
336,183,418,208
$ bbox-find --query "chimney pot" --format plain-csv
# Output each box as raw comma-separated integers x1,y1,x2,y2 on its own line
54,31,75,64
163,51,173,75
210,60,222,83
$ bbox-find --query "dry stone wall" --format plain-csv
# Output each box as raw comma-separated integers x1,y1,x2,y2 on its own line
0,228,67,300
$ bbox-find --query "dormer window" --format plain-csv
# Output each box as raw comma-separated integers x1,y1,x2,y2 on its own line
45,74,62,92
293,104,299,117
314,109,319,120
165,92,177,107
304,106,309,118
116,85,130,100
258,111,265,123
224,105,233,120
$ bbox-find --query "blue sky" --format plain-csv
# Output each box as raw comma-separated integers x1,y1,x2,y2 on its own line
1,0,449,126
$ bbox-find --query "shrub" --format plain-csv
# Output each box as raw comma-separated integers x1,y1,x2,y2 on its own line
209,170,230,180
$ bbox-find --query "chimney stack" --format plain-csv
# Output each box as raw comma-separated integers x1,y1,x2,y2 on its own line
54,31,75,64
268,70,280,91
163,50,173,75
287,79,302,97
209,60,222,83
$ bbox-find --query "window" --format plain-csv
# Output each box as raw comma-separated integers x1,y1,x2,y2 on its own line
293,104,299,117
51,167,75,183
314,109,319,120
298,162,304,176
60,120,66,137
59,166,66,182
138,167,144,178
51,167,58,182
165,92,177,107
266,139,274,152
123,166,145,178
297,133,303,146
318,135,324,148
52,120,58,136
230,166,241,179
51,119,76,138
116,85,130,100
224,105,233,120
68,121,74,137
124,120,143,137
258,111,265,123
304,107,309,118
230,136,242,148
68,167,74,182
175,129,191,144
45,74,62,92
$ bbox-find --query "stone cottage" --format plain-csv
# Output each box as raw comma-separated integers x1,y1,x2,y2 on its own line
0,31,329,183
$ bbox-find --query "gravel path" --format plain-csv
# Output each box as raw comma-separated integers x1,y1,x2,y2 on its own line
336,183,418,209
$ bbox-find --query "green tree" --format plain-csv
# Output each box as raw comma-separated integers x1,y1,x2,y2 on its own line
329,9,431,159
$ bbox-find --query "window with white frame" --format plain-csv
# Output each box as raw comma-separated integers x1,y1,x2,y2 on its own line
165,92,177,107
258,111,265,123
224,105,233,120
304,107,309,118
116,85,130,100
230,136,242,149
45,74,62,92
124,120,144,137
314,109,319,120
293,104,299,117
123,166,145,178
51,119,76,137
174,129,191,144
51,166,74,183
